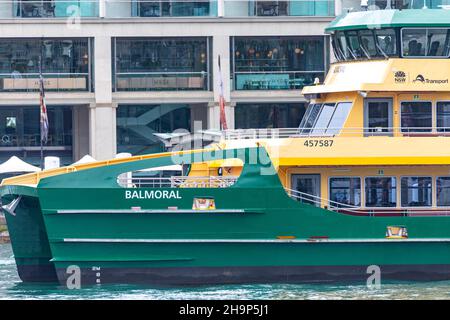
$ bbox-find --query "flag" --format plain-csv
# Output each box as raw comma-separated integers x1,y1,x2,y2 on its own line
39,73,49,144
218,55,228,131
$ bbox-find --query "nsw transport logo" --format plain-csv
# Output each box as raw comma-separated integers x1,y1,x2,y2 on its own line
394,71,406,83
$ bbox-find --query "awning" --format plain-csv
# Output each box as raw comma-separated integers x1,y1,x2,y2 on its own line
0,156,41,174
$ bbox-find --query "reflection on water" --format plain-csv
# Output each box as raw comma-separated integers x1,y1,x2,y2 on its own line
1,244,450,300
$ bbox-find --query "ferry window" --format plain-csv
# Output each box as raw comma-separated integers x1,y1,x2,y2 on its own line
346,31,363,58
375,29,397,56
437,177,450,206
437,102,450,132
427,29,448,56
337,31,352,60
326,102,352,135
331,35,344,61
298,103,322,134
365,177,397,207
400,101,432,132
311,103,336,135
401,177,432,207
359,30,378,58
402,29,426,56
329,177,361,207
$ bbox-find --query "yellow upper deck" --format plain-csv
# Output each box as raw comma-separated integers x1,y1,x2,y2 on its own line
302,59,450,95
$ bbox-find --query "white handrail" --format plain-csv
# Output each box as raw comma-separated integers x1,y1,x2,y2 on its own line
117,175,238,188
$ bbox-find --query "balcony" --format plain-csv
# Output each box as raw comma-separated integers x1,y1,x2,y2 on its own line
0,73,90,92
234,71,323,90
114,72,210,91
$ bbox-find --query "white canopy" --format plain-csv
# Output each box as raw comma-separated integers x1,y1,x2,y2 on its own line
72,155,96,165
0,156,41,174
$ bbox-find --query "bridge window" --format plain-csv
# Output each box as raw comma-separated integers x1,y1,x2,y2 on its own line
329,177,361,208
359,30,378,58
437,177,450,207
402,28,450,57
375,28,397,57
401,177,432,207
400,101,432,133
365,177,397,207
437,101,450,132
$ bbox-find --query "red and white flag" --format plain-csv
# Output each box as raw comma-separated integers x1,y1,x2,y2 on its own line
39,73,49,144
218,55,228,131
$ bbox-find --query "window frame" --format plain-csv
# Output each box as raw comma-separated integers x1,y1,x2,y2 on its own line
364,176,398,208
400,175,433,208
399,100,433,133
400,27,450,58
436,100,450,133
328,176,362,208
436,176,450,208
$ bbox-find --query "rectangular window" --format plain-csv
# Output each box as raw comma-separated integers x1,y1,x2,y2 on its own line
402,28,450,57
329,177,361,207
437,177,450,206
375,28,397,57
234,103,307,129
401,101,432,132
0,38,91,92
437,101,450,132
232,36,325,90
401,177,432,207
365,177,397,207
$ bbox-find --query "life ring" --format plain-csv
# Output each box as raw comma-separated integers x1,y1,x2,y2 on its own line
1,135,10,144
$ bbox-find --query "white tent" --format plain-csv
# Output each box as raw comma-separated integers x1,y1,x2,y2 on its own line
0,156,41,174
72,155,96,165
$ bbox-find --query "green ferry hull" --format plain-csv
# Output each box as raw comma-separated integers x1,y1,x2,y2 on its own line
3,148,450,285
1,187,57,283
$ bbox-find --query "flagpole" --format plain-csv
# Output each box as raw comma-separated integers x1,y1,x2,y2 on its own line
39,38,44,170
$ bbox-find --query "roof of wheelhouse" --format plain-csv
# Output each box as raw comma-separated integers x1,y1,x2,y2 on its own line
326,9,450,33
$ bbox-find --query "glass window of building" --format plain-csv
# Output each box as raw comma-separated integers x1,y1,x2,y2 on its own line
134,0,216,17
232,36,325,90
401,176,432,207
329,177,361,208
13,0,98,18
235,103,306,129
0,105,73,165
116,104,207,155
0,38,91,92
365,177,397,207
225,0,334,17
437,101,450,132
113,37,210,91
375,29,397,57
437,177,450,206
401,101,432,132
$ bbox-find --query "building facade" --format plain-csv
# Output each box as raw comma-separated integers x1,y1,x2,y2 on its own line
0,0,353,165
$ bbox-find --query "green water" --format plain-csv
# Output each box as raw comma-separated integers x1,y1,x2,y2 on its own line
1,244,450,300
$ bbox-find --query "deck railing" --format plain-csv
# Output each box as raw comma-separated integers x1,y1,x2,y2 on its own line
223,127,450,140
117,175,238,188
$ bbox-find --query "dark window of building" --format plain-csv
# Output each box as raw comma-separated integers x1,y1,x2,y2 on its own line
401,101,432,132
113,37,210,91
437,177,450,206
365,177,397,207
437,101,450,132
401,176,432,207
329,177,361,207
232,36,325,90
0,38,91,92
235,103,306,129
14,0,98,18
135,0,214,17
116,104,207,155
0,105,73,165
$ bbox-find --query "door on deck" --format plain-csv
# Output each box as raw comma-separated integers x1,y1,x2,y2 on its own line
291,174,321,207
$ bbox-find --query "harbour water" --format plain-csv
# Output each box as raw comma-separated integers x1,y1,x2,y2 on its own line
1,244,449,300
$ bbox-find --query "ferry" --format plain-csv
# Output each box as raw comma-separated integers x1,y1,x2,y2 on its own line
2,7,450,285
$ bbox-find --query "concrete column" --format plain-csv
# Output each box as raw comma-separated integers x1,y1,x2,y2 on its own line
94,35,112,104
212,34,231,130
335,0,343,15
89,103,117,160
72,105,90,161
